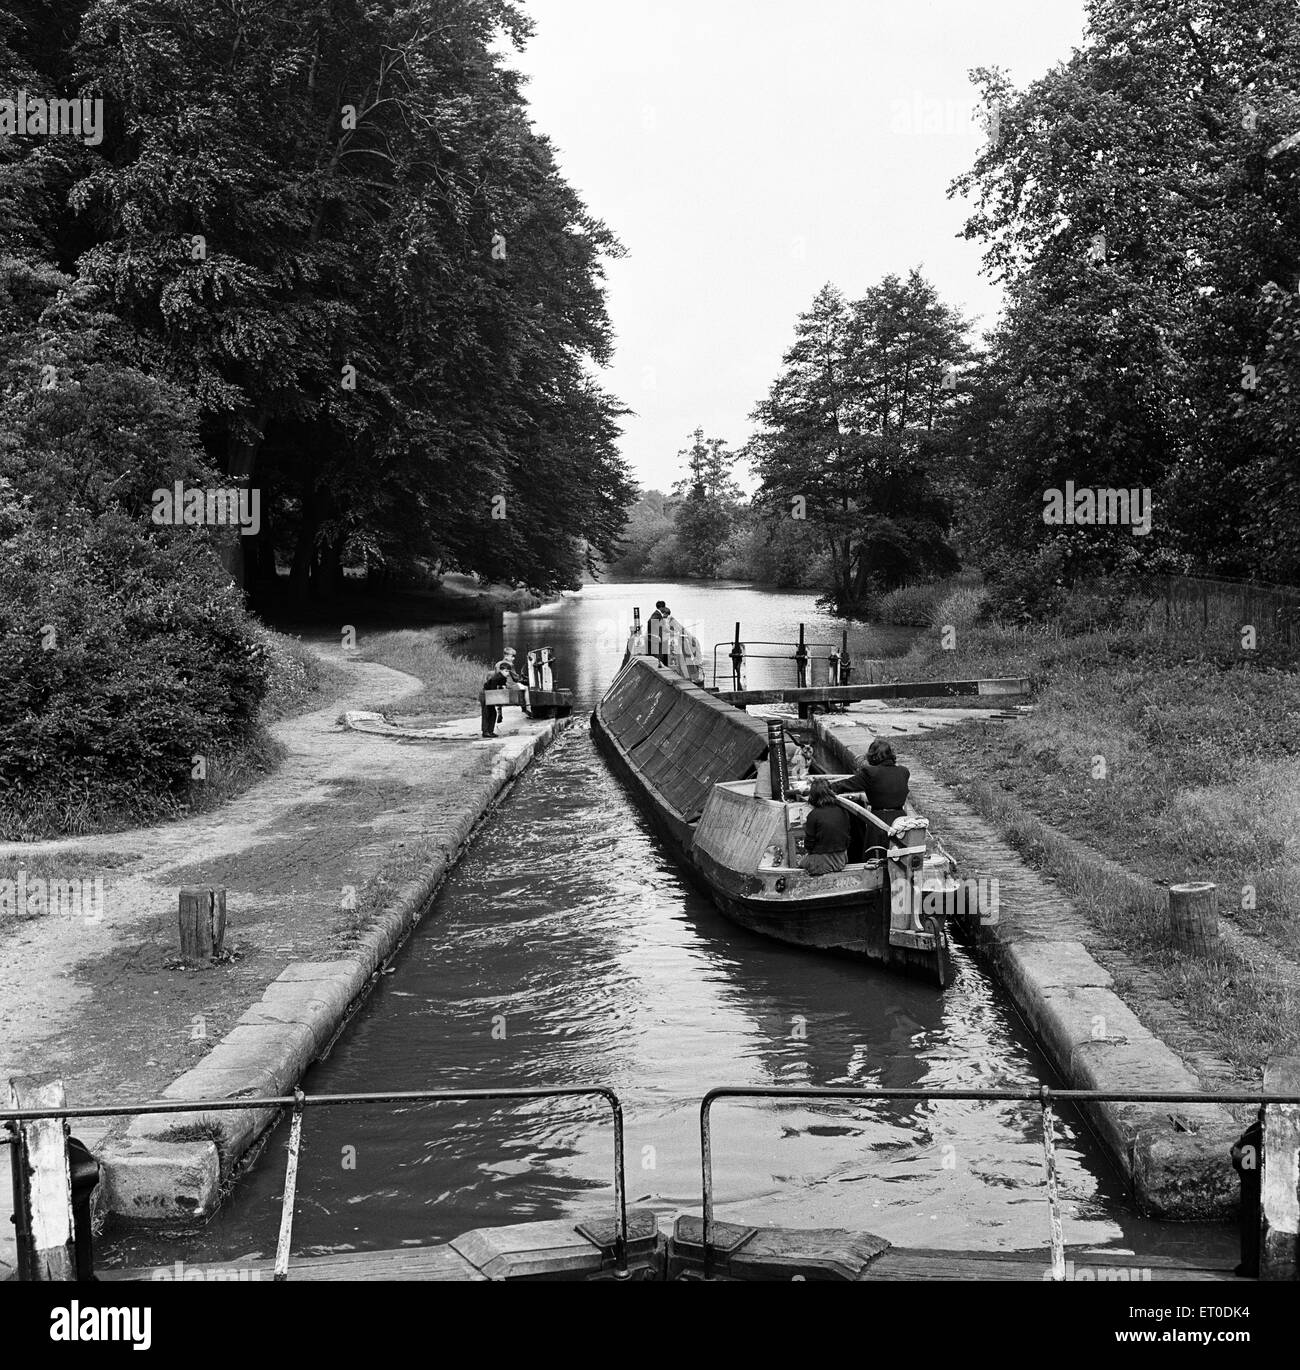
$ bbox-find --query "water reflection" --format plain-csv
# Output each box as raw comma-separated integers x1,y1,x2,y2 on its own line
458,579,915,704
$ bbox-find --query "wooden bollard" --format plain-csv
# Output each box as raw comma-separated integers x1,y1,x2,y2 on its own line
8,1076,76,1281
178,886,227,962
1261,1055,1300,1280
1168,881,1219,957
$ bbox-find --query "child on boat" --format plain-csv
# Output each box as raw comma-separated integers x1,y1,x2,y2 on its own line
799,778,850,876
787,742,812,782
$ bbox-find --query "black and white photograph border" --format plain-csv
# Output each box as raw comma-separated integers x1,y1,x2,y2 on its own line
1,0,1298,1345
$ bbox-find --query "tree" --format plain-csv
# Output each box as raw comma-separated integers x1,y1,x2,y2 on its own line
950,0,1300,582
669,428,742,578
603,490,685,579
0,0,634,597
747,274,967,616
718,501,831,588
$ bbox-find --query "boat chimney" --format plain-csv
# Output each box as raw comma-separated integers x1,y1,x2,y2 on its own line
766,720,790,801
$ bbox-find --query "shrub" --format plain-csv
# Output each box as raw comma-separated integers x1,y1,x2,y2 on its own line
876,583,944,626
0,514,271,837
980,545,1069,624
499,587,544,611
927,585,988,631
255,629,348,724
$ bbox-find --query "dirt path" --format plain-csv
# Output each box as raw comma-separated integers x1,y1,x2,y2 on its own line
0,647,509,1139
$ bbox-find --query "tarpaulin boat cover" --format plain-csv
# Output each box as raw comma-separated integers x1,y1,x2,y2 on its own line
598,657,771,823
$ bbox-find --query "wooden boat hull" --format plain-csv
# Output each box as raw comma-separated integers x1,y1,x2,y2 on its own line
591,662,951,986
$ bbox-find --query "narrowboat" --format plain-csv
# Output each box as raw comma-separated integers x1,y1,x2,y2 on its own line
591,644,975,988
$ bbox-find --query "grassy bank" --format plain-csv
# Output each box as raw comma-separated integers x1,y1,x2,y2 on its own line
858,606,1300,1076
354,628,491,718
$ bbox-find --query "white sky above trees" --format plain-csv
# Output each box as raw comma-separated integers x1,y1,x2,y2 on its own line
506,0,1088,493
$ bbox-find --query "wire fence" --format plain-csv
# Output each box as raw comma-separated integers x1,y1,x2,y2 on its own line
1030,572,1300,650
1139,573,1300,648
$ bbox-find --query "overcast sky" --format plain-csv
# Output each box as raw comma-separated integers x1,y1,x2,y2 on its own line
505,0,1089,493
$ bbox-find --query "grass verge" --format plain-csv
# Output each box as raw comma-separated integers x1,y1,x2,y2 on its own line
354,628,491,719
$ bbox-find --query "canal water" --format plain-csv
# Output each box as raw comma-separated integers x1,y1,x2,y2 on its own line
100,582,1236,1271
455,578,918,705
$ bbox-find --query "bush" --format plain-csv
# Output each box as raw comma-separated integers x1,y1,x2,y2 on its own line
980,545,1069,624
0,513,271,837
875,576,985,627
255,629,348,724
875,583,945,626
927,585,988,630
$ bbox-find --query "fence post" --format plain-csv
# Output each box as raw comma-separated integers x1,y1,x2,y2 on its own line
7,1076,76,1281
1260,1055,1300,1280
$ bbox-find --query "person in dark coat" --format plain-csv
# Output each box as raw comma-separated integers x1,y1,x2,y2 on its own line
832,738,910,859
481,648,522,736
647,601,670,664
800,778,850,877
481,665,507,738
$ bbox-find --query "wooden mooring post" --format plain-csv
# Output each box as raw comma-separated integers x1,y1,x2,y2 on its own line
1169,882,1220,958
8,1076,76,1281
178,886,227,962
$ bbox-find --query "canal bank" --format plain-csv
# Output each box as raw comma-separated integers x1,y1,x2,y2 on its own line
815,710,1240,1220
1,642,572,1273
